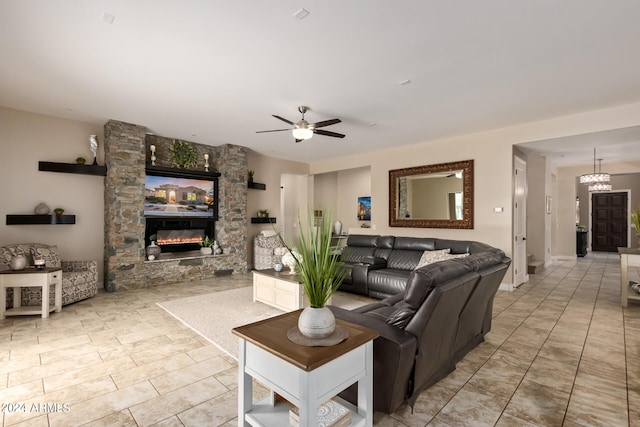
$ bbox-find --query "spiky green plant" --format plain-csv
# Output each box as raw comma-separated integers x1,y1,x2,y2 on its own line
278,210,346,308
632,208,640,234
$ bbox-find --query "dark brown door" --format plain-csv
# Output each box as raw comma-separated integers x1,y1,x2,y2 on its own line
591,192,628,252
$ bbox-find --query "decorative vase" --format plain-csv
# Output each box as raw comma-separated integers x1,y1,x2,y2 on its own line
200,247,212,255
334,220,342,236
298,306,336,339
146,241,161,259
34,203,50,215
273,262,283,272
213,241,222,255
10,255,27,271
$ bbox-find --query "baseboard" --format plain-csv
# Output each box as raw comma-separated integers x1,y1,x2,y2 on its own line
553,255,578,261
499,281,515,292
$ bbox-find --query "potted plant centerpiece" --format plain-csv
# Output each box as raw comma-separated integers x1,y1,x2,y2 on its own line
199,236,214,255
278,210,346,339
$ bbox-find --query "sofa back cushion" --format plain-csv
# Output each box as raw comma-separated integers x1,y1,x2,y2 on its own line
403,260,474,310
394,237,436,251
454,251,503,271
346,234,378,248
0,243,62,270
30,244,62,268
341,246,376,263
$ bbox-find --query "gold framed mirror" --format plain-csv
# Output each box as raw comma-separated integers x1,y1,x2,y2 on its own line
389,159,474,229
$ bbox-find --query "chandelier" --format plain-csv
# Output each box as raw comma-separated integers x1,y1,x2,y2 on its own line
580,147,611,192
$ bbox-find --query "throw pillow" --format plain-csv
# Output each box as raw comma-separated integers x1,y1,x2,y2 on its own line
30,245,62,268
415,249,451,269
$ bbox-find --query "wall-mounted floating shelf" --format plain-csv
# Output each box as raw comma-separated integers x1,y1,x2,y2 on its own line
39,161,107,176
248,181,266,190
6,214,76,225
251,217,276,224
146,165,221,179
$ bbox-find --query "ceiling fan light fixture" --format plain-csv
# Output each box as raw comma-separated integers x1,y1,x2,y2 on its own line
292,127,313,140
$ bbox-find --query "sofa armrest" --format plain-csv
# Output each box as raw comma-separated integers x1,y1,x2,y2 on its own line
362,255,387,268
61,260,98,274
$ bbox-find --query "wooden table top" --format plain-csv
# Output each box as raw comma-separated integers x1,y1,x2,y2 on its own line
618,247,640,255
0,267,62,275
232,309,379,372
252,268,302,283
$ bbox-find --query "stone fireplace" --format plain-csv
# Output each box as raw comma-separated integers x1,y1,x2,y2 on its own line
103,120,248,291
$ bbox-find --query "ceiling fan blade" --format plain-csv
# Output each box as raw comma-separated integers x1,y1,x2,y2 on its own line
273,115,294,125
255,129,291,133
313,118,341,128
314,129,345,138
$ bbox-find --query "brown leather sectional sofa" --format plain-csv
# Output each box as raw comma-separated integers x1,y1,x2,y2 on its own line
332,234,510,414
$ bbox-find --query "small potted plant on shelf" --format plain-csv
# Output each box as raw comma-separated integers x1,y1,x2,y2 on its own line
199,236,214,255
53,208,64,216
76,157,86,165
258,209,269,218
248,170,254,183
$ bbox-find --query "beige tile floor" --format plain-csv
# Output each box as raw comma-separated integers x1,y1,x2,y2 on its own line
1,252,639,426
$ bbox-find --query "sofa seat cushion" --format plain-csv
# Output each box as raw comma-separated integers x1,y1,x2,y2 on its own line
368,269,411,295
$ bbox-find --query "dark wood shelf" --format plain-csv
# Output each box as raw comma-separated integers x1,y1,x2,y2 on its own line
248,181,266,190
146,165,221,179
6,214,76,225
251,217,276,224
39,161,107,176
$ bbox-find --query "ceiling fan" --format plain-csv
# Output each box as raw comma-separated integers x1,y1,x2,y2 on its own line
256,106,345,142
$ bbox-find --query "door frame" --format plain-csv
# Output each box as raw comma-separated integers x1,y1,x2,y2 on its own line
513,155,528,288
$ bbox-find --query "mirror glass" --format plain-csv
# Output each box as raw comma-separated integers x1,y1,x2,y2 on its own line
389,159,473,229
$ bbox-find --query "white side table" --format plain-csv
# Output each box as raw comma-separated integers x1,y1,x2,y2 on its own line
0,268,62,319
233,310,378,426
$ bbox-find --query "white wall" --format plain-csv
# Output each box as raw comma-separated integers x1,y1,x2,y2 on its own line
0,107,105,283
310,102,640,285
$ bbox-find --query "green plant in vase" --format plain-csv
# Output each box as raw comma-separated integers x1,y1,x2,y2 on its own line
277,210,346,338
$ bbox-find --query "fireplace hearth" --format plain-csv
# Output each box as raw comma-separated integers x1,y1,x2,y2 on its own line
145,218,215,253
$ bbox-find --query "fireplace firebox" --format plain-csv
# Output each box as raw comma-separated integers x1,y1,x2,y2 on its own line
145,218,215,253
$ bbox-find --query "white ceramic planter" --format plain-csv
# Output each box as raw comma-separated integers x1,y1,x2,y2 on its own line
200,247,213,255
298,306,336,338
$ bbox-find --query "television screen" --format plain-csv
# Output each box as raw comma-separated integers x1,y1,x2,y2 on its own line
144,174,216,218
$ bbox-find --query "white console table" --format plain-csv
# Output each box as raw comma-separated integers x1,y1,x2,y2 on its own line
233,310,378,426
619,248,640,307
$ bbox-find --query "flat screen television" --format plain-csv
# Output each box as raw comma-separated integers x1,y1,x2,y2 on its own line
144,174,217,218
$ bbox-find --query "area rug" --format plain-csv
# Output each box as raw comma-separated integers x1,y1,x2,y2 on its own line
157,286,374,359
